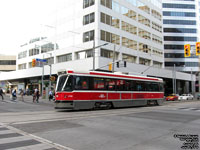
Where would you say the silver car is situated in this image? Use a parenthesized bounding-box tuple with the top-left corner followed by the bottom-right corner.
(178, 94, 194, 100)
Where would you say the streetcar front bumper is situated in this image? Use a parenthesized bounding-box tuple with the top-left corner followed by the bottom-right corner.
(55, 100, 74, 109)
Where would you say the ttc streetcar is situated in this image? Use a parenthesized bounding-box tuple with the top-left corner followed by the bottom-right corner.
(55, 70, 164, 110)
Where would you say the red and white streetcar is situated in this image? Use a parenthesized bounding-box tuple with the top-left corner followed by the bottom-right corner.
(55, 70, 164, 110)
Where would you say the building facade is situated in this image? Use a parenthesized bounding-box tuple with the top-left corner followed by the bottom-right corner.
(163, 0, 199, 72)
(16, 0, 164, 72)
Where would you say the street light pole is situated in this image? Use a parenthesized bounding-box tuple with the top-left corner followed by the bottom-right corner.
(41, 55, 44, 98)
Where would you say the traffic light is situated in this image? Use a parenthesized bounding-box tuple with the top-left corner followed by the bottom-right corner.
(32, 59, 36, 67)
(184, 44, 190, 57)
(108, 63, 112, 71)
(50, 76, 56, 81)
(196, 42, 200, 55)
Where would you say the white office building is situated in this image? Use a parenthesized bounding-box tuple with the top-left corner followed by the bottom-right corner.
(0, 0, 195, 94)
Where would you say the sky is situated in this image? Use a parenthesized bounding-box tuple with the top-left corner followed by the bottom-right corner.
(0, 0, 57, 55)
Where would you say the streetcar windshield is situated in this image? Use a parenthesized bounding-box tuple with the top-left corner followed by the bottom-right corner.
(56, 75, 73, 92)
(56, 75, 67, 92)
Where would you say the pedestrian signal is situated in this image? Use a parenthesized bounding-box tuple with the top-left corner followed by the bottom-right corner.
(196, 42, 200, 56)
(32, 59, 36, 67)
(108, 63, 112, 71)
(184, 44, 190, 57)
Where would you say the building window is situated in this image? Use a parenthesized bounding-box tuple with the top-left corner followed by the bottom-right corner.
(164, 28, 196, 33)
(83, 12, 95, 25)
(152, 34, 162, 44)
(151, 9, 162, 21)
(83, 30, 94, 42)
(163, 20, 196, 25)
(101, 0, 112, 9)
(121, 21, 137, 35)
(153, 61, 162, 68)
(100, 12, 120, 29)
(139, 43, 151, 54)
(137, 1, 150, 14)
(57, 54, 72, 63)
(163, 11, 195, 17)
(138, 28, 151, 40)
(164, 36, 197, 41)
(122, 54, 136, 63)
(18, 63, 26, 70)
(83, 0, 95, 8)
(100, 30, 120, 45)
(0, 60, 16, 65)
(138, 14, 150, 27)
(18, 51, 27, 59)
(41, 43, 54, 53)
(152, 22, 162, 33)
(101, 48, 118, 59)
(152, 48, 163, 57)
(139, 58, 151, 66)
(76, 49, 93, 60)
(162, 3, 195, 9)
(122, 37, 137, 50)
(29, 48, 39, 56)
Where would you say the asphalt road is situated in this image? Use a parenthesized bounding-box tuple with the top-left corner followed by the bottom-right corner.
(0, 96, 200, 150)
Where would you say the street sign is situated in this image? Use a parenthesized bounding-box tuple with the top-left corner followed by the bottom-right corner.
(35, 58, 47, 67)
(36, 58, 47, 62)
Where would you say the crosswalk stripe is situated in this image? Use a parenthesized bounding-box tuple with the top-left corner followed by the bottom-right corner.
(6, 143, 53, 150)
(0, 135, 32, 144)
(0, 130, 15, 135)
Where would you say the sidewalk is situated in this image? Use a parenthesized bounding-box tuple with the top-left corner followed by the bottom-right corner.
(3, 94, 55, 106)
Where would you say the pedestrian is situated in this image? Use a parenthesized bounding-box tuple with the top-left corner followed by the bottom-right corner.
(20, 89, 24, 101)
(33, 88, 37, 102)
(12, 89, 17, 100)
(0, 87, 4, 100)
(36, 90, 40, 103)
(49, 89, 53, 101)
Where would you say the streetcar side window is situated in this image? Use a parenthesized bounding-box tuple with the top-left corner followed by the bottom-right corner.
(93, 78, 105, 90)
(105, 79, 116, 91)
(116, 80, 126, 91)
(148, 82, 159, 91)
(56, 75, 67, 92)
(159, 83, 164, 91)
(74, 76, 89, 90)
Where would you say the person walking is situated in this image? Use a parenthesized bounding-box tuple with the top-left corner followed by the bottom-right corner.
(20, 89, 24, 101)
(36, 89, 40, 103)
(12, 89, 17, 100)
(49, 89, 53, 101)
(0, 87, 4, 100)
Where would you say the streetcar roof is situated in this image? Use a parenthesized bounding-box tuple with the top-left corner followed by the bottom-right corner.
(59, 70, 163, 82)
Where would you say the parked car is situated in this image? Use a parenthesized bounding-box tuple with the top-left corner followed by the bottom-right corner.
(178, 94, 193, 100)
(166, 94, 179, 101)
